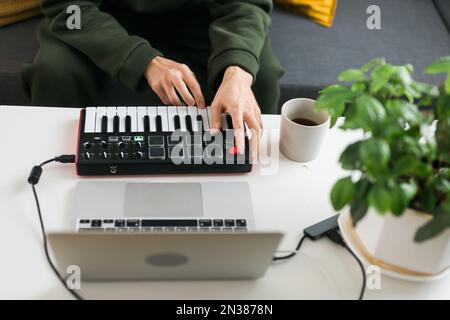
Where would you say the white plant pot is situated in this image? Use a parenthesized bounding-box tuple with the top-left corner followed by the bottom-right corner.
(352, 208, 450, 276)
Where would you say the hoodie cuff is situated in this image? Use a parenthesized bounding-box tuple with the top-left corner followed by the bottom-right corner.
(208, 49, 259, 90)
(118, 42, 163, 92)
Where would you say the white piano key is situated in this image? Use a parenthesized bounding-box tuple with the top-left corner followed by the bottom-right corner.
(84, 107, 96, 133)
(187, 106, 198, 131)
(197, 107, 209, 130)
(95, 107, 107, 133)
(147, 107, 157, 132)
(117, 107, 127, 133)
(157, 106, 169, 131)
(127, 107, 138, 132)
(177, 106, 188, 131)
(137, 106, 147, 132)
(167, 106, 178, 131)
(106, 107, 117, 133)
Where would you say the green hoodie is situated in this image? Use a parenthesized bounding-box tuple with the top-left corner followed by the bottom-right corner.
(41, 0, 273, 92)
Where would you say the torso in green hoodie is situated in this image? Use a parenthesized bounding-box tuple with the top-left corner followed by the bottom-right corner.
(41, 0, 273, 93)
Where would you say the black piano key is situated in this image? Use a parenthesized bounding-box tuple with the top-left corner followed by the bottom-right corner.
(101, 115, 108, 133)
(143, 115, 150, 132)
(226, 114, 233, 129)
(113, 115, 120, 132)
(125, 115, 132, 132)
(156, 115, 163, 132)
(185, 115, 193, 133)
(174, 115, 181, 130)
(196, 115, 204, 131)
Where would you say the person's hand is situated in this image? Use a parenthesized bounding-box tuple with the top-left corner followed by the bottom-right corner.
(211, 66, 262, 162)
(145, 56, 205, 107)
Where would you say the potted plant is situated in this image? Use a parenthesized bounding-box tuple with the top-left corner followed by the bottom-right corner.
(315, 56, 450, 277)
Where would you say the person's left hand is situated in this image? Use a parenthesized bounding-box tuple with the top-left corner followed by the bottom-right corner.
(210, 66, 263, 162)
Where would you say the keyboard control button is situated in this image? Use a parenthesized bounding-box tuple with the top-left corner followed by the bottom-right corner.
(213, 219, 224, 227)
(222, 227, 233, 232)
(79, 219, 90, 224)
(149, 147, 165, 159)
(141, 228, 152, 232)
(167, 135, 182, 146)
(234, 227, 247, 232)
(105, 228, 116, 232)
(236, 219, 247, 227)
(200, 227, 210, 232)
(225, 219, 235, 227)
(164, 227, 175, 232)
(126, 220, 140, 227)
(103, 219, 114, 224)
(115, 220, 125, 227)
(117, 227, 128, 232)
(129, 228, 140, 232)
(153, 227, 164, 232)
(199, 219, 212, 227)
(188, 227, 199, 232)
(211, 227, 222, 232)
(176, 227, 187, 232)
(148, 136, 165, 146)
(91, 220, 102, 227)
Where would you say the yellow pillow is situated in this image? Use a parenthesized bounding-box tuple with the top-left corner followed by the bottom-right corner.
(0, 0, 41, 27)
(274, 0, 338, 27)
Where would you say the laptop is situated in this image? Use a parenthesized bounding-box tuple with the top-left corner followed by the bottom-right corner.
(69, 181, 256, 232)
(47, 232, 283, 280)
(48, 181, 283, 280)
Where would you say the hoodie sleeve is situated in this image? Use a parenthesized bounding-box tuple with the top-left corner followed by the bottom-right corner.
(207, 0, 272, 89)
(41, 0, 162, 92)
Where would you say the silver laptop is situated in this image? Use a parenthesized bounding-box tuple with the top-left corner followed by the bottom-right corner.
(51, 181, 283, 280)
(47, 232, 283, 280)
(69, 181, 256, 232)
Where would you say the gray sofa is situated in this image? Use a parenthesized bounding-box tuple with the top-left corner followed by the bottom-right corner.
(1, 0, 449, 111)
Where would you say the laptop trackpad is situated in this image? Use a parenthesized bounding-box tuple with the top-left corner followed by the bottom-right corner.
(124, 183, 203, 217)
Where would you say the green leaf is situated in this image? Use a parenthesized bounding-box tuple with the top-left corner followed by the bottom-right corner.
(389, 184, 408, 216)
(339, 69, 365, 82)
(330, 177, 355, 211)
(415, 212, 450, 242)
(360, 58, 385, 73)
(316, 85, 353, 110)
(401, 180, 418, 202)
(339, 141, 362, 170)
(445, 73, 450, 94)
(359, 138, 391, 173)
(350, 198, 369, 225)
(356, 94, 386, 128)
(351, 82, 366, 94)
(370, 64, 396, 93)
(424, 56, 450, 74)
(397, 66, 413, 86)
(419, 188, 436, 212)
(368, 184, 391, 213)
(393, 155, 419, 176)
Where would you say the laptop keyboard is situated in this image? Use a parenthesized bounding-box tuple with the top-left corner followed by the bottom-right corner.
(77, 219, 248, 232)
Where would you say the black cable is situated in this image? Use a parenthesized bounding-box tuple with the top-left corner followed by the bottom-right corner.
(28, 155, 83, 300)
(325, 229, 366, 300)
(273, 235, 308, 261)
(273, 229, 366, 300)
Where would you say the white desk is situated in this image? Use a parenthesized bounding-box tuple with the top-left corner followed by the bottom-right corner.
(1, 105, 449, 300)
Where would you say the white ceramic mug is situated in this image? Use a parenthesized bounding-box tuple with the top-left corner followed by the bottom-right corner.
(279, 98, 330, 162)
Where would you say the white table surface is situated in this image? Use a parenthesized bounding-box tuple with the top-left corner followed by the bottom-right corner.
(1, 105, 449, 300)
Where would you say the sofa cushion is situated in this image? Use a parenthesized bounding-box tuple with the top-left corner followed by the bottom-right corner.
(434, 0, 450, 32)
(270, 0, 450, 106)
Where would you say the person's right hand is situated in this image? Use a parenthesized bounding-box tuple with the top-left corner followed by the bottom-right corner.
(145, 56, 205, 108)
